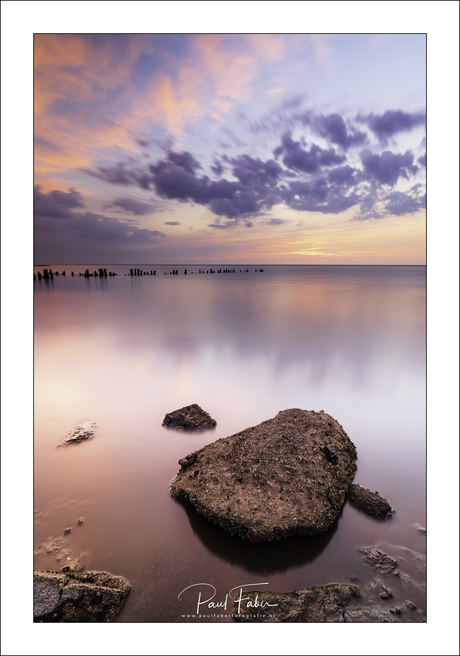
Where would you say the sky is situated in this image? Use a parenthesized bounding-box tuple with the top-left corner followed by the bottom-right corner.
(33, 32, 427, 264)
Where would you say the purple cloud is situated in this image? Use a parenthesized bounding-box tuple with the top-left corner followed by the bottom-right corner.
(360, 149, 418, 186)
(34, 186, 165, 244)
(418, 152, 426, 167)
(276, 132, 346, 173)
(109, 197, 156, 215)
(360, 110, 425, 143)
(384, 188, 426, 216)
(84, 122, 424, 223)
(299, 112, 367, 150)
(165, 221, 181, 225)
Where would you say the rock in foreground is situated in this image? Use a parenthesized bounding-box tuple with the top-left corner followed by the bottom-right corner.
(233, 584, 396, 623)
(34, 570, 130, 622)
(162, 404, 217, 431)
(57, 421, 97, 447)
(170, 409, 357, 541)
(348, 483, 393, 518)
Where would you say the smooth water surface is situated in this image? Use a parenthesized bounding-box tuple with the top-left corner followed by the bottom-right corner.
(34, 265, 426, 621)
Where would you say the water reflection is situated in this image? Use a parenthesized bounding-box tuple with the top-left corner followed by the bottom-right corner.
(34, 265, 426, 620)
(175, 496, 340, 575)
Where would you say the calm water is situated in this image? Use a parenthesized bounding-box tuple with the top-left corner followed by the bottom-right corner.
(33, 265, 426, 621)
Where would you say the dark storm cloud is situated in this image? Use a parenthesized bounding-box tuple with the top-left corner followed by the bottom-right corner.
(359, 110, 426, 143)
(360, 149, 418, 186)
(109, 197, 156, 215)
(34, 186, 165, 244)
(275, 132, 346, 173)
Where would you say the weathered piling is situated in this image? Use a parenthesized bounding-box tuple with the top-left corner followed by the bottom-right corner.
(104, 269, 107, 277)
(71, 271, 74, 276)
(38, 272, 42, 280)
(84, 270, 90, 278)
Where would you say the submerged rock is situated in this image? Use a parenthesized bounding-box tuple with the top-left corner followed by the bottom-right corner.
(57, 421, 97, 447)
(170, 408, 357, 541)
(34, 570, 130, 622)
(348, 483, 393, 519)
(232, 584, 396, 623)
(162, 404, 217, 431)
(358, 546, 398, 574)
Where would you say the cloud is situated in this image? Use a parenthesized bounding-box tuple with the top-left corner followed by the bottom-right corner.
(85, 126, 424, 224)
(359, 110, 426, 143)
(299, 112, 368, 150)
(360, 149, 418, 186)
(263, 218, 286, 226)
(417, 152, 426, 167)
(165, 221, 181, 225)
(383, 188, 426, 216)
(34, 186, 165, 245)
(275, 132, 346, 173)
(109, 197, 156, 215)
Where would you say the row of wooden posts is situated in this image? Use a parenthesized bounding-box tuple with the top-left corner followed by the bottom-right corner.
(35, 267, 264, 280)
(35, 268, 118, 280)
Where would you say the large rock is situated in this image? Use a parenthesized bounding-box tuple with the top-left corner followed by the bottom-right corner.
(232, 584, 396, 623)
(162, 404, 217, 431)
(57, 421, 97, 447)
(34, 570, 130, 622)
(170, 408, 357, 541)
(348, 484, 393, 518)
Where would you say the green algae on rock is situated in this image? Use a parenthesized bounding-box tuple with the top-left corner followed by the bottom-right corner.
(33, 570, 130, 622)
(170, 408, 357, 541)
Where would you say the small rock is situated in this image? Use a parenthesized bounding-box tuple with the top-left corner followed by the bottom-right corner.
(349, 585, 361, 597)
(64, 528, 71, 535)
(77, 517, 84, 525)
(348, 484, 393, 519)
(358, 547, 398, 574)
(395, 606, 402, 614)
(57, 421, 97, 448)
(406, 600, 416, 610)
(162, 404, 217, 431)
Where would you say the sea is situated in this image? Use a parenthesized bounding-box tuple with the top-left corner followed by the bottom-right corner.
(33, 264, 426, 622)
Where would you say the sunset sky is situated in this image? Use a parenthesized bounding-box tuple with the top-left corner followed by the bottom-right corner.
(33, 32, 427, 265)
